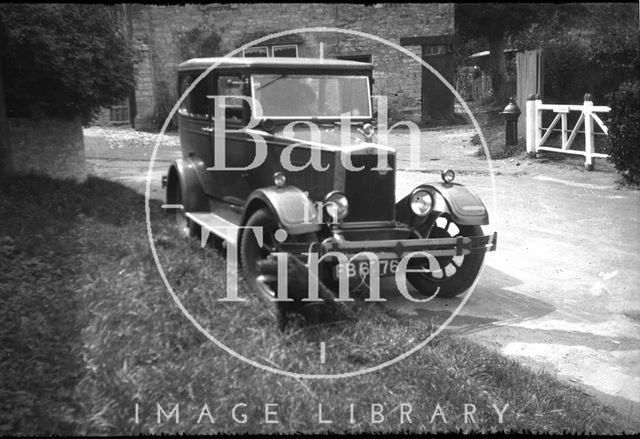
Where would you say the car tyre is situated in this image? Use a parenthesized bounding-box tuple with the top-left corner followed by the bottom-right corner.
(406, 217, 485, 298)
(240, 208, 283, 302)
(173, 180, 200, 238)
(242, 208, 323, 329)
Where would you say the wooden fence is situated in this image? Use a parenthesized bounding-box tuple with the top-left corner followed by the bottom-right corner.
(471, 75, 492, 101)
(454, 69, 493, 101)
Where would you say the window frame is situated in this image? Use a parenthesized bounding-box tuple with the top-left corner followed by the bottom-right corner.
(241, 44, 299, 58)
(249, 74, 372, 120)
(272, 44, 298, 58)
(177, 71, 213, 120)
(242, 46, 269, 57)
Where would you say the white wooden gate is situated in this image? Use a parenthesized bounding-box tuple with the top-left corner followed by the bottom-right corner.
(526, 93, 610, 170)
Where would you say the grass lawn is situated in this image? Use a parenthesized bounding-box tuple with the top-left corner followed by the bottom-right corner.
(0, 174, 634, 434)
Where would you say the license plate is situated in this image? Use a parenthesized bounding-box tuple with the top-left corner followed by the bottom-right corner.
(333, 259, 400, 279)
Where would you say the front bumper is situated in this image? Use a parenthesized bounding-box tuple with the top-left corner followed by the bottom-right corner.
(279, 231, 497, 259)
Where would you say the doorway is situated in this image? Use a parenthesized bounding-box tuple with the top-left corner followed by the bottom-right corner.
(421, 46, 454, 122)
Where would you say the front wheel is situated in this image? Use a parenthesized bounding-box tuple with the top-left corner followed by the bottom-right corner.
(240, 208, 282, 302)
(406, 215, 485, 298)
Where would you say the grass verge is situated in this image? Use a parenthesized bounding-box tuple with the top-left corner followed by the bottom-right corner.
(0, 174, 634, 434)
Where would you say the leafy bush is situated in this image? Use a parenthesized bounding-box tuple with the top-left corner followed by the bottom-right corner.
(151, 81, 177, 131)
(540, 35, 592, 104)
(535, 33, 638, 105)
(0, 4, 135, 123)
(605, 81, 640, 185)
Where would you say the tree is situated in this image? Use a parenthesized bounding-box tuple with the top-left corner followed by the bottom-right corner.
(0, 4, 135, 177)
(511, 2, 638, 104)
(455, 3, 586, 103)
(0, 4, 134, 122)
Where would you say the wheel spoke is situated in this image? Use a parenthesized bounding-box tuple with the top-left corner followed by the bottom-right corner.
(429, 258, 444, 279)
(444, 217, 452, 232)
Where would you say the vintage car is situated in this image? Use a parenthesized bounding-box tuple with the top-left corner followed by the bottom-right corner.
(163, 57, 497, 307)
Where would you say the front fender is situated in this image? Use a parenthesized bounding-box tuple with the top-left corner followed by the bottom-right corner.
(396, 182, 489, 227)
(242, 186, 322, 235)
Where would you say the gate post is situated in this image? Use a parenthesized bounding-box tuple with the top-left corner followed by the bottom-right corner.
(525, 93, 536, 155)
(534, 93, 543, 157)
(583, 93, 595, 171)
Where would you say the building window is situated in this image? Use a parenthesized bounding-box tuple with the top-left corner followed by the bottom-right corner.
(243, 46, 269, 57)
(273, 44, 298, 57)
(242, 44, 298, 58)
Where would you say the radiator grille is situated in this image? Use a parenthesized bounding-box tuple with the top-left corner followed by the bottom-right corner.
(343, 153, 395, 222)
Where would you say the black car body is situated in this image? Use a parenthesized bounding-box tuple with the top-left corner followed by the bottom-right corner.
(164, 57, 496, 305)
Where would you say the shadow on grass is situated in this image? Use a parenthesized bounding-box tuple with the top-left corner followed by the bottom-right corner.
(0, 174, 161, 435)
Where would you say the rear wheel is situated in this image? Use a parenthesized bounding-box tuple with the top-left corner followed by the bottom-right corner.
(406, 215, 485, 298)
(173, 180, 199, 238)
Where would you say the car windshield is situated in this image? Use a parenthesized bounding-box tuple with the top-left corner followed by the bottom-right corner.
(250, 74, 371, 119)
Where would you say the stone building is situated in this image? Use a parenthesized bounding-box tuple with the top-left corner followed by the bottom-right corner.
(104, 3, 455, 130)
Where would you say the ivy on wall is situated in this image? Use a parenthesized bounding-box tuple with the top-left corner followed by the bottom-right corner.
(146, 26, 222, 131)
(176, 26, 221, 60)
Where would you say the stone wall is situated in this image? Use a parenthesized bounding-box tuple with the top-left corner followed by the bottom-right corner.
(131, 3, 454, 129)
(7, 118, 87, 183)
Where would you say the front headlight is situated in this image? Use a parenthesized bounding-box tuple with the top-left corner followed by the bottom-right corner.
(324, 191, 349, 222)
(410, 190, 433, 216)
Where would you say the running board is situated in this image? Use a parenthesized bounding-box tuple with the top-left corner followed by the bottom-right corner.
(186, 212, 239, 247)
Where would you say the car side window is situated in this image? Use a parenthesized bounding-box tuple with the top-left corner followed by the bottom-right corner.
(178, 72, 210, 119)
(217, 76, 245, 121)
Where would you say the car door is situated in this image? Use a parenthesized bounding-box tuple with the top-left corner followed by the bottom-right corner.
(210, 73, 258, 205)
(177, 70, 216, 196)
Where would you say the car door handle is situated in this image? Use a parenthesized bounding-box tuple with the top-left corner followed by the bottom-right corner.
(201, 127, 214, 133)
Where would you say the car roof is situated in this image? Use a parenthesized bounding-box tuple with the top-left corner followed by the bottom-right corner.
(178, 57, 374, 72)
